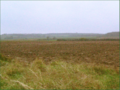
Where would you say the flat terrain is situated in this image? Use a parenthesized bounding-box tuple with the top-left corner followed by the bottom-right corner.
(0, 40, 119, 89)
(1, 41, 119, 66)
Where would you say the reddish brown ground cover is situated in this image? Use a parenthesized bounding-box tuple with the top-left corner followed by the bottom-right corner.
(1, 41, 119, 66)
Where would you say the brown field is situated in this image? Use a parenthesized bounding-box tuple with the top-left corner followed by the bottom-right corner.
(1, 41, 119, 66)
(0, 40, 119, 89)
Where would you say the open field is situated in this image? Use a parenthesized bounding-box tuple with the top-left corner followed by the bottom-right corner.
(0, 41, 119, 89)
(1, 41, 119, 66)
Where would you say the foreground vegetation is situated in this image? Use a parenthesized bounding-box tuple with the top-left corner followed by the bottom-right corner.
(0, 55, 119, 89)
(0, 41, 119, 89)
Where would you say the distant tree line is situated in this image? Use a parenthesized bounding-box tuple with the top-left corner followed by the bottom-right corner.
(57, 38, 119, 41)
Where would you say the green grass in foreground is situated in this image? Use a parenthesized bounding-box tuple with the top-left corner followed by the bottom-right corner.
(0, 57, 119, 89)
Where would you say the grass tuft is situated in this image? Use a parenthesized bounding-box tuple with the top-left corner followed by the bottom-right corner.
(31, 59, 46, 72)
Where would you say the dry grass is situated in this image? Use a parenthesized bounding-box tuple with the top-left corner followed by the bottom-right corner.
(0, 41, 119, 89)
(0, 58, 119, 89)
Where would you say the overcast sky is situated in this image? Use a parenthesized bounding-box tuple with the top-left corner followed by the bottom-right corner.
(1, 1, 119, 34)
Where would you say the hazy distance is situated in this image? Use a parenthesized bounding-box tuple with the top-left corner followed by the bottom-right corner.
(1, 1, 119, 34)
